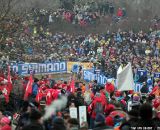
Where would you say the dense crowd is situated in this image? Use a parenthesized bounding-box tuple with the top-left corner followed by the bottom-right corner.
(1, 23, 160, 78)
(0, 5, 159, 79)
(1, 5, 159, 77)
(50, 1, 126, 26)
(0, 72, 159, 130)
(0, 1, 160, 129)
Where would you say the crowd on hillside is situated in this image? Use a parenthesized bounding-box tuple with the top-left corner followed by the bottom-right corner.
(1, 1, 160, 130)
(48, 2, 126, 27)
(1, 24, 160, 78)
(49, 1, 126, 26)
(1, 6, 160, 79)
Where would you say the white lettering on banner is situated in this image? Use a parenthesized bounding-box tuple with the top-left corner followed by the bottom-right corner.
(99, 75, 102, 83)
(39, 64, 46, 73)
(135, 83, 141, 92)
(33, 64, 38, 73)
(60, 62, 65, 71)
(149, 85, 153, 92)
(21, 64, 29, 74)
(154, 72, 160, 78)
(134, 83, 153, 92)
(28, 64, 37, 72)
(91, 72, 95, 81)
(11, 62, 67, 75)
(12, 65, 18, 73)
(103, 77, 107, 84)
(83, 70, 108, 84)
(83, 71, 90, 81)
(53, 63, 59, 71)
(47, 63, 53, 72)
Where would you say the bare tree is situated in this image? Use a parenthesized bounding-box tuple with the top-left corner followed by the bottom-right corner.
(0, 0, 24, 44)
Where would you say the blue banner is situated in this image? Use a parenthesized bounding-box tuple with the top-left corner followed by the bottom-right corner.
(83, 70, 115, 86)
(83, 70, 108, 85)
(137, 69, 147, 77)
(134, 83, 153, 93)
(11, 62, 67, 75)
(83, 70, 153, 92)
(154, 72, 160, 78)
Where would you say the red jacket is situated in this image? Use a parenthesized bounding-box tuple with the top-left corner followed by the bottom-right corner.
(105, 83, 115, 93)
(88, 94, 107, 119)
(1, 125, 11, 130)
(150, 86, 160, 96)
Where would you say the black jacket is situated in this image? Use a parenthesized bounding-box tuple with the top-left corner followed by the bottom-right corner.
(140, 86, 149, 93)
(22, 122, 44, 130)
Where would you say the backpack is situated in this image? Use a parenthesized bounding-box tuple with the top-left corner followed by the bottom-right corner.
(94, 102, 104, 114)
(108, 111, 126, 127)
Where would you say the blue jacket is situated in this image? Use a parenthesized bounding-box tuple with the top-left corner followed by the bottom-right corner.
(32, 83, 39, 97)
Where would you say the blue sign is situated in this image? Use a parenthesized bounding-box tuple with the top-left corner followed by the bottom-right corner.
(83, 70, 153, 92)
(11, 62, 67, 75)
(137, 69, 147, 77)
(154, 72, 160, 78)
(83, 70, 109, 85)
(135, 83, 153, 92)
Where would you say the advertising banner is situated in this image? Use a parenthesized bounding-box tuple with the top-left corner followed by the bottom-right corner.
(83, 70, 111, 85)
(154, 72, 160, 78)
(83, 70, 153, 92)
(137, 69, 147, 77)
(67, 62, 93, 73)
(11, 62, 67, 75)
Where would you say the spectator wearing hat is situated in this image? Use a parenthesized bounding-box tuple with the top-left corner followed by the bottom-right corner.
(150, 81, 160, 97)
(140, 82, 149, 94)
(22, 109, 44, 130)
(93, 113, 112, 130)
(152, 97, 160, 126)
(105, 101, 127, 127)
(88, 91, 107, 129)
(16, 101, 33, 130)
(79, 122, 88, 130)
(52, 117, 66, 130)
(120, 109, 139, 130)
(92, 80, 98, 95)
(105, 79, 115, 94)
(67, 118, 79, 130)
(0, 116, 11, 130)
(31, 78, 39, 98)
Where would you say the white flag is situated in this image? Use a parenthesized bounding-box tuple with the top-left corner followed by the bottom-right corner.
(117, 65, 123, 74)
(117, 63, 134, 91)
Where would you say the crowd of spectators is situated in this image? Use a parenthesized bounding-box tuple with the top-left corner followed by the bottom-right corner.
(0, 4, 159, 79)
(1, 14, 160, 78)
(0, 1, 160, 130)
(49, 1, 126, 26)
(0, 75, 160, 130)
